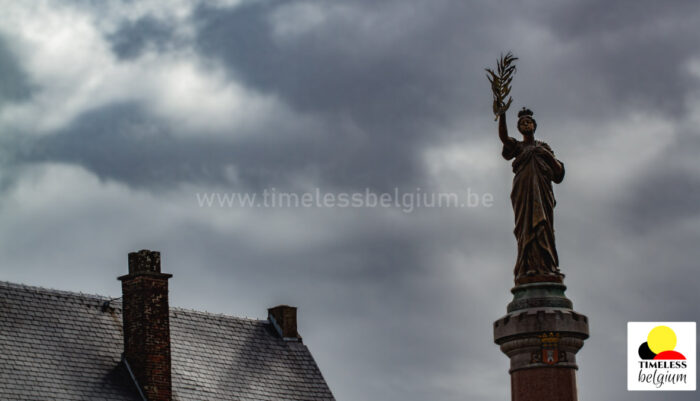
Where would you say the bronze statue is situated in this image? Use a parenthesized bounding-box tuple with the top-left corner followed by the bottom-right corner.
(487, 54, 565, 284)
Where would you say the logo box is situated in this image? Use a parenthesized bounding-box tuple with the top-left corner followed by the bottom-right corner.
(627, 322, 696, 391)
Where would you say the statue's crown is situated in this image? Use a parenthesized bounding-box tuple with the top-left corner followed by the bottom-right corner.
(518, 107, 534, 119)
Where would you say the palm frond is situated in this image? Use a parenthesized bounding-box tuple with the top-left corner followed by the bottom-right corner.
(485, 52, 518, 120)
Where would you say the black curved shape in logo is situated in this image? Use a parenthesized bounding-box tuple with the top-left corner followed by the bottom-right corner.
(638, 342, 656, 360)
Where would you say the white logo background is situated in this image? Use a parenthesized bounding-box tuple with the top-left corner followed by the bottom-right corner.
(628, 322, 696, 391)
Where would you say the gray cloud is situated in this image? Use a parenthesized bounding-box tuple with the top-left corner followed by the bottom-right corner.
(107, 15, 178, 60)
(16, 103, 235, 189)
(544, 0, 700, 116)
(620, 167, 700, 231)
(11, 100, 424, 191)
(192, 1, 486, 118)
(0, 37, 34, 105)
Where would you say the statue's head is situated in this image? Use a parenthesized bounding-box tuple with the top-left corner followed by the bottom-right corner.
(517, 107, 537, 136)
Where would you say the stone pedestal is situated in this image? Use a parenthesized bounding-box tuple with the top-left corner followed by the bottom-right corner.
(494, 282, 589, 401)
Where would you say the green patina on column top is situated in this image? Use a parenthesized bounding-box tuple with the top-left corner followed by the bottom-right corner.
(507, 282, 573, 312)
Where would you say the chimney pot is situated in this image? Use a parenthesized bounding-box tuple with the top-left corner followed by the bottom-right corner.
(128, 249, 161, 274)
(268, 305, 300, 340)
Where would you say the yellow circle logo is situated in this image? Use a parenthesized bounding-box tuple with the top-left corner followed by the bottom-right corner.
(638, 325, 685, 360)
(647, 326, 677, 354)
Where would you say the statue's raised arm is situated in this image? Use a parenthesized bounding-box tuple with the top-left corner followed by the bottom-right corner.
(497, 111, 512, 145)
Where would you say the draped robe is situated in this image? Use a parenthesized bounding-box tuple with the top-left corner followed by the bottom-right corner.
(502, 138, 565, 282)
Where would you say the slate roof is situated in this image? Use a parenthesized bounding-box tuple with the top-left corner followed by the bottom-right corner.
(0, 281, 335, 401)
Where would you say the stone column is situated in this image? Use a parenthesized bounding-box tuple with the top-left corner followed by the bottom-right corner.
(494, 282, 589, 401)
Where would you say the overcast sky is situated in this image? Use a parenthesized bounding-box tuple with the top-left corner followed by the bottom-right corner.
(1, 0, 700, 400)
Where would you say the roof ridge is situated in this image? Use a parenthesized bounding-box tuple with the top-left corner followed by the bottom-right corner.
(0, 280, 268, 323)
(0, 280, 117, 301)
(170, 305, 267, 322)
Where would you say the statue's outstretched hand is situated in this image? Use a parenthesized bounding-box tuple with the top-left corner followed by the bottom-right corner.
(493, 100, 509, 120)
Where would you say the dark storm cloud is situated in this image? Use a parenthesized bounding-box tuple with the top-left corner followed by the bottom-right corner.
(620, 167, 700, 231)
(547, 0, 699, 39)
(107, 16, 178, 60)
(9, 0, 496, 192)
(10, 100, 425, 191)
(14, 102, 314, 190)
(192, 0, 492, 120)
(17, 103, 231, 188)
(616, 128, 700, 231)
(544, 0, 700, 116)
(22, 0, 699, 195)
(5, 0, 700, 194)
(0, 37, 34, 105)
(186, 0, 508, 190)
(13, 0, 511, 194)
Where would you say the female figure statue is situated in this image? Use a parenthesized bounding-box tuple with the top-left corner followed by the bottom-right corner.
(498, 108, 565, 284)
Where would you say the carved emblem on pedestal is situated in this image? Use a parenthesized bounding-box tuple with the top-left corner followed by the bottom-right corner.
(530, 332, 567, 365)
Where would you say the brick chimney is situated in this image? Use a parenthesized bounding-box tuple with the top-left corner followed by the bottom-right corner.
(268, 305, 301, 341)
(118, 250, 173, 401)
